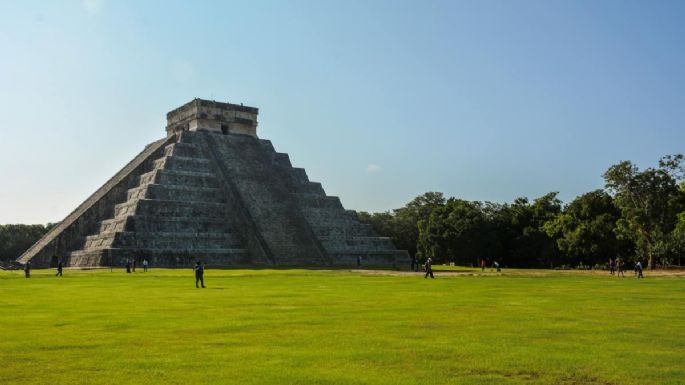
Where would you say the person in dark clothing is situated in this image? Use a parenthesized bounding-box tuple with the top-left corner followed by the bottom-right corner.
(356, 255, 362, 268)
(411, 256, 420, 272)
(195, 261, 206, 288)
(480, 258, 485, 272)
(24, 262, 30, 278)
(609, 258, 615, 275)
(617, 258, 625, 277)
(132, 260, 136, 272)
(125, 260, 131, 274)
(424, 257, 434, 279)
(56, 260, 63, 277)
(636, 261, 644, 279)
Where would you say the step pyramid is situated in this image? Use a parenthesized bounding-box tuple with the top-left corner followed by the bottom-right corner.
(18, 99, 408, 267)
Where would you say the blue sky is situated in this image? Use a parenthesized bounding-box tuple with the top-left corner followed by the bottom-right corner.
(1, 0, 684, 224)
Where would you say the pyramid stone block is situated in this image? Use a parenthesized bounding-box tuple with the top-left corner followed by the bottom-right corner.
(18, 99, 408, 267)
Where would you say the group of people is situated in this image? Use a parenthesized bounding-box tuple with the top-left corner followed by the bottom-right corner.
(125, 259, 149, 273)
(479, 259, 501, 272)
(20, 255, 647, 283)
(22, 260, 61, 278)
(409, 256, 434, 278)
(608, 258, 644, 278)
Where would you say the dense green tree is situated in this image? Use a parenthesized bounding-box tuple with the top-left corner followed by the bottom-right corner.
(392, 192, 446, 257)
(504, 193, 562, 267)
(603, 155, 685, 268)
(673, 213, 685, 266)
(543, 190, 626, 266)
(417, 199, 488, 265)
(359, 192, 445, 257)
(0, 223, 55, 264)
(479, 202, 510, 261)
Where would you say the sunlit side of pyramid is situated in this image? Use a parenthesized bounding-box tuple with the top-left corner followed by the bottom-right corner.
(18, 99, 408, 267)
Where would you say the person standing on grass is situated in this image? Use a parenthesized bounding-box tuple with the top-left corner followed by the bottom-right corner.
(480, 258, 485, 272)
(132, 259, 136, 272)
(494, 260, 500, 272)
(24, 262, 30, 278)
(125, 260, 131, 274)
(56, 260, 63, 277)
(424, 257, 434, 279)
(356, 255, 362, 268)
(143, 259, 149, 272)
(636, 260, 644, 279)
(195, 261, 206, 288)
(617, 258, 625, 277)
(609, 258, 615, 275)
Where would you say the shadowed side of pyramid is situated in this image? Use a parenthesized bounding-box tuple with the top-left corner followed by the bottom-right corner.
(18, 99, 409, 268)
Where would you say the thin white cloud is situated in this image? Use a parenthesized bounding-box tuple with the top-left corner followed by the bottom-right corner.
(83, 0, 105, 15)
(367, 164, 382, 173)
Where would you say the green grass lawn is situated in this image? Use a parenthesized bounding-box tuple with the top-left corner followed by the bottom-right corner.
(1, 268, 683, 385)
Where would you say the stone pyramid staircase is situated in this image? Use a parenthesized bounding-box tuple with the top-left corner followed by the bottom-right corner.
(67, 136, 249, 267)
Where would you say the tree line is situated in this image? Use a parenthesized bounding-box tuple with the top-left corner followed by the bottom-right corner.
(1, 155, 684, 270)
(0, 224, 55, 265)
(359, 155, 685, 269)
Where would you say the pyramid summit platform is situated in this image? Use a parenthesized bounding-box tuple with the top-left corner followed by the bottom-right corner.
(18, 99, 407, 268)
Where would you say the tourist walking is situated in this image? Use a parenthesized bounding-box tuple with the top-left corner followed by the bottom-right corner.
(195, 261, 206, 288)
(143, 259, 149, 272)
(424, 257, 434, 279)
(636, 261, 644, 279)
(24, 262, 30, 278)
(56, 260, 63, 277)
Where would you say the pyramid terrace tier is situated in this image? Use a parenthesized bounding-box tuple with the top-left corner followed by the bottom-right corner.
(139, 169, 220, 188)
(99, 216, 233, 234)
(310, 223, 376, 238)
(68, 247, 250, 267)
(153, 156, 213, 173)
(164, 141, 204, 157)
(329, 250, 409, 267)
(82, 231, 242, 250)
(126, 184, 226, 204)
(319, 236, 396, 252)
(114, 199, 229, 218)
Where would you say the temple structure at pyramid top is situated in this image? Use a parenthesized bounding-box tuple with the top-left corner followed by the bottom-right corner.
(18, 99, 407, 268)
(166, 99, 259, 137)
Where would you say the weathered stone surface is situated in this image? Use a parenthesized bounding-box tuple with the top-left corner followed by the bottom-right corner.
(18, 100, 408, 267)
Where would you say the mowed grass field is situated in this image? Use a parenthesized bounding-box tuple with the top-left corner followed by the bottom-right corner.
(0, 268, 683, 385)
